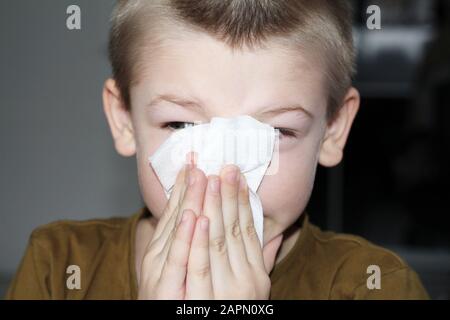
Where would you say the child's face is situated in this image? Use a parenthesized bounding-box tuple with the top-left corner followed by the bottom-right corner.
(103, 30, 359, 244)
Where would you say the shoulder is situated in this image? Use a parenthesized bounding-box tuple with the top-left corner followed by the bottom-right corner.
(26, 213, 140, 276)
(30, 215, 132, 250)
(7, 210, 144, 299)
(308, 223, 407, 271)
(26, 210, 144, 271)
(306, 223, 429, 299)
(6, 213, 144, 299)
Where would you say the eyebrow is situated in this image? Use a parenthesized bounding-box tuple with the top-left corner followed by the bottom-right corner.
(256, 104, 313, 119)
(147, 93, 313, 118)
(146, 94, 202, 110)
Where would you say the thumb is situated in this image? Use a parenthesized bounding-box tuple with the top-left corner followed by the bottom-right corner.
(263, 234, 284, 274)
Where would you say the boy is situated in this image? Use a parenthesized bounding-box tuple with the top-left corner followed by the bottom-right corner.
(6, 0, 429, 299)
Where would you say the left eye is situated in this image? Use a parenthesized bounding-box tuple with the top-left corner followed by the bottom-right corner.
(163, 122, 196, 130)
(276, 128, 297, 138)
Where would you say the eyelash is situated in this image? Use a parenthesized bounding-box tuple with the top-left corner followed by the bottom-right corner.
(277, 128, 297, 138)
(162, 121, 196, 130)
(162, 121, 297, 138)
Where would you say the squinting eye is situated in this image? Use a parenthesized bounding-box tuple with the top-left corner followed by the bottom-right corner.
(162, 122, 296, 138)
(276, 128, 297, 138)
(162, 121, 196, 130)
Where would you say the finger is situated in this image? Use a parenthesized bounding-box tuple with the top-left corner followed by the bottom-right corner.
(153, 151, 196, 241)
(174, 151, 198, 223)
(157, 166, 207, 260)
(176, 166, 207, 223)
(152, 163, 191, 241)
(186, 215, 213, 299)
(202, 175, 232, 282)
(151, 152, 200, 250)
(220, 165, 248, 274)
(237, 173, 266, 270)
(159, 209, 196, 295)
(149, 164, 192, 253)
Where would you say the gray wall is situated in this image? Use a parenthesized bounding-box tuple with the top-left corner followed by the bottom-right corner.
(0, 0, 143, 295)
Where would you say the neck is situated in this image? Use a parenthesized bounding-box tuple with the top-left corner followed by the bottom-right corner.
(274, 222, 302, 266)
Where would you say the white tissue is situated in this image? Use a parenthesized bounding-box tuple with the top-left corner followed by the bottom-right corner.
(148, 115, 279, 246)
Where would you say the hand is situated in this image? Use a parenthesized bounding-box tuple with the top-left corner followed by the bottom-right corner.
(138, 159, 207, 299)
(185, 165, 284, 299)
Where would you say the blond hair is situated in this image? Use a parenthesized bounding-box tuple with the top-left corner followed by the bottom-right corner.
(108, 0, 355, 120)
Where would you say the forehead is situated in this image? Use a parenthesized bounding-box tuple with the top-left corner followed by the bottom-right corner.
(133, 29, 328, 117)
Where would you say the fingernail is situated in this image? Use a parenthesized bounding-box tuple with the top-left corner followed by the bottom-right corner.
(200, 217, 209, 230)
(225, 167, 239, 185)
(208, 176, 220, 194)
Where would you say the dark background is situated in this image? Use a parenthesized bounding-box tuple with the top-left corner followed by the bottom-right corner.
(309, 0, 450, 299)
(1, 0, 449, 299)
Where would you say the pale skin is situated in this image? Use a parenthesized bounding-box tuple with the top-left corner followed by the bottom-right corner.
(103, 28, 360, 299)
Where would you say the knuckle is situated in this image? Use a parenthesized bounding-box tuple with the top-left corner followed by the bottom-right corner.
(225, 219, 242, 239)
(245, 223, 258, 239)
(210, 236, 227, 254)
(190, 264, 210, 279)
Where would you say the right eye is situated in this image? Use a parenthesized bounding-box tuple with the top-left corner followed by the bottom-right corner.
(162, 121, 196, 130)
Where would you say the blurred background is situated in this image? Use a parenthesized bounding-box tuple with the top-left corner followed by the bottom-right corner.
(311, 0, 450, 299)
(1, 0, 449, 299)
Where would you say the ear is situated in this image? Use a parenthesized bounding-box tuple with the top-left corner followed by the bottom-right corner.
(319, 87, 360, 167)
(102, 78, 136, 157)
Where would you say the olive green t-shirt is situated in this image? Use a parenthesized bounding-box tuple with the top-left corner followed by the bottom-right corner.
(5, 207, 429, 299)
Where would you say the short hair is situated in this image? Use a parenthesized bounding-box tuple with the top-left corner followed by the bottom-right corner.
(108, 0, 355, 120)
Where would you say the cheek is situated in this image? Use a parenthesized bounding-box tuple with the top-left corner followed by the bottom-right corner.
(135, 129, 170, 220)
(137, 161, 167, 219)
(257, 142, 320, 227)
